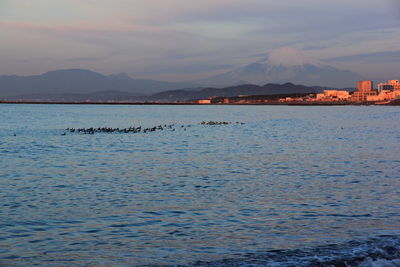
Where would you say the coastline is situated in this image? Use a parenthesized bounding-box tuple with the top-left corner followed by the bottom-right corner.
(1, 100, 399, 106)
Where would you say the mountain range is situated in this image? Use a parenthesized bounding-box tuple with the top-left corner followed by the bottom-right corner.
(0, 69, 194, 98)
(147, 83, 330, 102)
(0, 47, 364, 100)
(3, 82, 334, 102)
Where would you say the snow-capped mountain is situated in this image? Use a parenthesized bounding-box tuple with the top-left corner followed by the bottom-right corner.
(200, 47, 363, 88)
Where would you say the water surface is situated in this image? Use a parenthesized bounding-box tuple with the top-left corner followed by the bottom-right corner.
(1, 104, 399, 266)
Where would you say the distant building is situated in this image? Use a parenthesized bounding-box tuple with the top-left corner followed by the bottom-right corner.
(352, 81, 376, 102)
(377, 80, 400, 92)
(358, 81, 373, 92)
(315, 90, 350, 101)
(366, 89, 400, 102)
(198, 99, 211, 104)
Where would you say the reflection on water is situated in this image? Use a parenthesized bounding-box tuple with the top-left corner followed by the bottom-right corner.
(0, 105, 399, 265)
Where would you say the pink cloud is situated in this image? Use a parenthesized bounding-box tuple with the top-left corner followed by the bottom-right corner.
(0, 20, 162, 34)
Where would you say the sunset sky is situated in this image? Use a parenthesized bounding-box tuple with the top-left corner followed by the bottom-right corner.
(1, 0, 400, 81)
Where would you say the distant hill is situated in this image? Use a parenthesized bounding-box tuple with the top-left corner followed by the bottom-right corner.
(0, 69, 194, 98)
(3, 82, 331, 102)
(5, 90, 141, 102)
(148, 83, 327, 102)
(196, 47, 364, 88)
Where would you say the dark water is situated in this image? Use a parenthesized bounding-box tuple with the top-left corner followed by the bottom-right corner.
(0, 104, 399, 266)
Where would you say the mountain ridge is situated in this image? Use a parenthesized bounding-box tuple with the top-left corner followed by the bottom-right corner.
(3, 83, 341, 102)
(147, 82, 333, 102)
(0, 69, 195, 97)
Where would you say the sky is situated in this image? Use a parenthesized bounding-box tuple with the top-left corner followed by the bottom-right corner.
(1, 0, 400, 81)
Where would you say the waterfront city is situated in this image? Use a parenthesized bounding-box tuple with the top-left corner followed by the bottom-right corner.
(198, 79, 400, 105)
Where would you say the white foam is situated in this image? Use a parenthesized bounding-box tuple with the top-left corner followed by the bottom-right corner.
(358, 258, 400, 267)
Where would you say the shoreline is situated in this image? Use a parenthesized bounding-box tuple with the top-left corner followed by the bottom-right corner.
(0, 100, 399, 106)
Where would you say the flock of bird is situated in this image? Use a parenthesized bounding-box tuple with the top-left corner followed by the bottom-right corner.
(66, 124, 174, 135)
(64, 121, 244, 135)
(200, 121, 245, 125)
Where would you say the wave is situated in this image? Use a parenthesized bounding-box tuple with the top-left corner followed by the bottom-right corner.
(184, 235, 400, 267)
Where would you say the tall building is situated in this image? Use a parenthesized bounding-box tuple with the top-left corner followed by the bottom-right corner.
(353, 81, 375, 102)
(358, 81, 373, 92)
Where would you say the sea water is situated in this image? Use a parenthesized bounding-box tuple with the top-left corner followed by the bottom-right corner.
(0, 104, 399, 266)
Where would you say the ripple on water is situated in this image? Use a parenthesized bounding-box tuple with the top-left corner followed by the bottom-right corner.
(0, 105, 399, 265)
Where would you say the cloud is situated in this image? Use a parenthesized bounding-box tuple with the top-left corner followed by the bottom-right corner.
(15, 59, 29, 63)
(134, 63, 235, 75)
(324, 50, 400, 64)
(303, 45, 330, 51)
(65, 56, 109, 62)
(14, 57, 52, 64)
(251, 53, 269, 58)
(0, 21, 161, 34)
(1, 0, 400, 79)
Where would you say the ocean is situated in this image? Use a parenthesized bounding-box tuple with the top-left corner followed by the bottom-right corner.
(0, 104, 399, 266)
